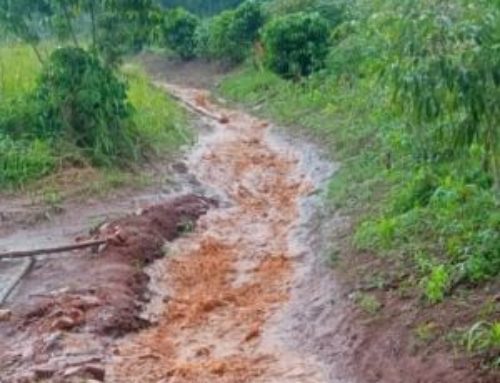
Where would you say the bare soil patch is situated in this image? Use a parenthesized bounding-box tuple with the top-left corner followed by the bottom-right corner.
(0, 195, 214, 382)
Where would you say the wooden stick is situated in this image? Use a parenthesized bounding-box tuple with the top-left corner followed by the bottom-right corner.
(0, 239, 106, 260)
(153, 82, 222, 121)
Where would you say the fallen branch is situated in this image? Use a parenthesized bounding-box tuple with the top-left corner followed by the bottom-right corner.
(0, 239, 106, 260)
(153, 82, 225, 122)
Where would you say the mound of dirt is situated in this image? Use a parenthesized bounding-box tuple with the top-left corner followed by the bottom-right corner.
(0, 194, 215, 382)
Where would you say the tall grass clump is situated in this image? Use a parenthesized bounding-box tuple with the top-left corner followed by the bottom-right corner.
(125, 65, 190, 155)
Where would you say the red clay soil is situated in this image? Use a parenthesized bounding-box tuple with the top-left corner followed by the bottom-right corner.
(0, 194, 214, 382)
(107, 87, 319, 382)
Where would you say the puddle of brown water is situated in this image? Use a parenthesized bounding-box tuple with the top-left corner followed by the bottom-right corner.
(108, 86, 330, 382)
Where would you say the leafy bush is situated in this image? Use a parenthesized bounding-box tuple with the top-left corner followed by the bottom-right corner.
(205, 10, 240, 62)
(203, 1, 264, 63)
(386, 0, 500, 187)
(34, 47, 133, 165)
(162, 8, 199, 60)
(231, 0, 265, 44)
(262, 12, 330, 78)
(96, 12, 137, 67)
(193, 20, 211, 58)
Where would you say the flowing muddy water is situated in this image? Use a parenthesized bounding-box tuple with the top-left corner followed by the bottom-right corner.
(108, 85, 341, 383)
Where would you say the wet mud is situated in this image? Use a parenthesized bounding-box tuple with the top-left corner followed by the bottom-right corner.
(106, 86, 341, 382)
(2, 72, 490, 383)
(0, 195, 213, 382)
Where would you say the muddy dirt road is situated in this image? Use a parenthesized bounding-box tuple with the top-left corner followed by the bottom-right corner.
(105, 84, 350, 382)
(4, 74, 484, 382)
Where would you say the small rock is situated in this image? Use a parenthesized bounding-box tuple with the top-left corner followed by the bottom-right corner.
(51, 316, 76, 331)
(0, 309, 12, 322)
(64, 364, 105, 382)
(64, 366, 81, 377)
(78, 295, 101, 309)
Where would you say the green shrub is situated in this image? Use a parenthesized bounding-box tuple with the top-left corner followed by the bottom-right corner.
(204, 1, 264, 63)
(231, 1, 265, 44)
(34, 47, 133, 165)
(262, 12, 330, 79)
(96, 12, 138, 67)
(386, 0, 500, 187)
(162, 8, 199, 60)
(194, 21, 211, 58)
(206, 10, 240, 62)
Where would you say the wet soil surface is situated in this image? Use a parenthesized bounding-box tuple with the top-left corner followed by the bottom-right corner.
(106, 86, 350, 382)
(2, 61, 495, 383)
(0, 194, 214, 382)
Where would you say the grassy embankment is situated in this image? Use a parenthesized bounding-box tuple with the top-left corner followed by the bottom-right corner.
(0, 43, 190, 198)
(219, 64, 500, 366)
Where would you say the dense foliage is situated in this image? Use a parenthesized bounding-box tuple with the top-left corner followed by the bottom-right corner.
(35, 47, 132, 165)
(201, 1, 265, 64)
(161, 7, 199, 60)
(262, 12, 330, 78)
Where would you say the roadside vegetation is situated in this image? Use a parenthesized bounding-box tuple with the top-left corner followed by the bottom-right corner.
(1, 0, 499, 375)
(0, 1, 188, 192)
(154, 0, 500, 372)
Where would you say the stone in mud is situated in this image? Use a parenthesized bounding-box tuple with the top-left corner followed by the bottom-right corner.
(219, 115, 230, 124)
(64, 364, 105, 381)
(51, 316, 77, 331)
(0, 309, 12, 321)
(77, 295, 102, 309)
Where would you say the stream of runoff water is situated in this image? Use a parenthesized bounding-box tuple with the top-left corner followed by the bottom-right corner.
(108, 85, 341, 383)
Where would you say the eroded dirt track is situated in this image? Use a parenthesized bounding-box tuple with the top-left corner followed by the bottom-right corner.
(108, 86, 331, 382)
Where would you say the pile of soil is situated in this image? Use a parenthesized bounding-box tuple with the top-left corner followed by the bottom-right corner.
(0, 194, 215, 382)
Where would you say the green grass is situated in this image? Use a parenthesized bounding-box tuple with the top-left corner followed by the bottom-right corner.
(220, 64, 499, 288)
(0, 43, 41, 98)
(0, 44, 189, 191)
(124, 64, 192, 154)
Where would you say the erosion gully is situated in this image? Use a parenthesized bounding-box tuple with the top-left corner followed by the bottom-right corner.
(107, 84, 345, 383)
(1, 83, 353, 382)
